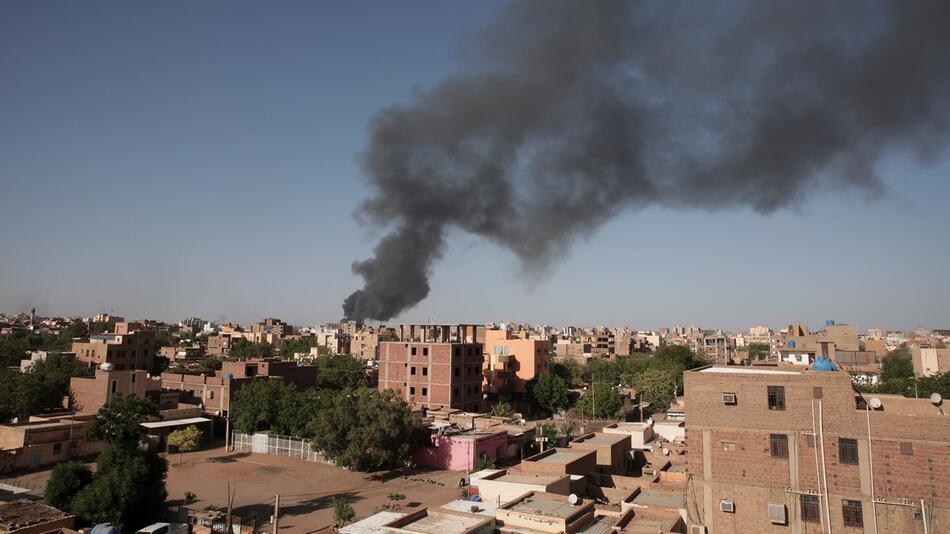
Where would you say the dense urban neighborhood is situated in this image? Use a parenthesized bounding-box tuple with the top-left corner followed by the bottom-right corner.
(0, 311, 948, 533)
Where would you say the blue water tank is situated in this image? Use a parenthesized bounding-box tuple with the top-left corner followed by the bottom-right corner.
(787, 340, 796, 348)
(826, 320, 836, 326)
(813, 356, 836, 371)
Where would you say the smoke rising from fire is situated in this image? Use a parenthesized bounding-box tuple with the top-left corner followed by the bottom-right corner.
(343, 0, 950, 321)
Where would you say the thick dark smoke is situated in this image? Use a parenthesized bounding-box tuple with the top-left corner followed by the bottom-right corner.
(343, 0, 950, 321)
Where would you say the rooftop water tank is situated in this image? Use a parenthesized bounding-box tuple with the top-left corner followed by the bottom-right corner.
(826, 320, 836, 326)
(787, 340, 796, 348)
(99, 362, 114, 371)
(812, 356, 836, 371)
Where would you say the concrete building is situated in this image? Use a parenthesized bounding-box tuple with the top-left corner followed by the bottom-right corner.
(521, 448, 597, 478)
(482, 328, 551, 397)
(378, 325, 485, 411)
(71, 322, 156, 371)
(381, 506, 493, 534)
(159, 345, 205, 364)
(412, 427, 508, 471)
(0, 415, 100, 472)
(911, 345, 950, 377)
(473, 470, 571, 506)
(18, 351, 75, 373)
(70, 368, 162, 414)
(568, 432, 632, 475)
(0, 500, 75, 533)
(494, 491, 597, 534)
(684, 364, 950, 533)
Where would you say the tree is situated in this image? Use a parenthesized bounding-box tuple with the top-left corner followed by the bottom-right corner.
(881, 347, 914, 382)
(315, 354, 368, 390)
(333, 499, 355, 526)
(577, 382, 625, 419)
(527, 373, 569, 414)
(746, 343, 771, 360)
(228, 339, 274, 360)
(230, 380, 300, 435)
(70, 446, 168, 530)
(310, 388, 416, 471)
(90, 394, 158, 448)
(166, 425, 202, 465)
(631, 365, 680, 409)
(491, 401, 513, 418)
(550, 359, 583, 387)
(280, 337, 320, 360)
(45, 461, 93, 512)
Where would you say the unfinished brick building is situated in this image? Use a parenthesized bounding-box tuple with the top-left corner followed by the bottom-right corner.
(684, 364, 950, 534)
(378, 324, 485, 412)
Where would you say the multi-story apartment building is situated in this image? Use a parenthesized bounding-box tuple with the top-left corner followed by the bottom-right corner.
(71, 322, 156, 371)
(482, 328, 550, 397)
(911, 345, 950, 377)
(378, 324, 485, 412)
(351, 327, 393, 360)
(684, 363, 950, 533)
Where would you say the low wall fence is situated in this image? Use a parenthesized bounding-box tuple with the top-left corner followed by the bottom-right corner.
(230, 432, 331, 464)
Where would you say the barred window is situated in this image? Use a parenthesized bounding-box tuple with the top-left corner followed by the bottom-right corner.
(770, 434, 789, 459)
(767, 386, 785, 410)
(842, 499, 863, 527)
(839, 438, 859, 465)
(800, 494, 820, 523)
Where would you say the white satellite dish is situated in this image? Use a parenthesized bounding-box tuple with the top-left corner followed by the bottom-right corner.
(931, 392, 943, 405)
(869, 397, 883, 409)
(568, 494, 579, 505)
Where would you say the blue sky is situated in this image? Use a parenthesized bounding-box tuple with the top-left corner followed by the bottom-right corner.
(1, 1, 948, 331)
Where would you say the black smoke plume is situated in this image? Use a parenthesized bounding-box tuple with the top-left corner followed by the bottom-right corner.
(343, 0, 950, 321)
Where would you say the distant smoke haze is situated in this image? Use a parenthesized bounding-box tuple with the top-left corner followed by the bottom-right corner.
(343, 0, 950, 321)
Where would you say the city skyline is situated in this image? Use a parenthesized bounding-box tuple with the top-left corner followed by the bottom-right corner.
(2, 1, 949, 330)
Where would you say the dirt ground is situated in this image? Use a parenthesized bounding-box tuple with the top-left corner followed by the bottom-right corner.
(12, 446, 468, 533)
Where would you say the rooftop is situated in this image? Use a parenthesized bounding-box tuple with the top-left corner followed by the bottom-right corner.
(570, 433, 629, 447)
(0, 499, 72, 530)
(630, 491, 686, 509)
(383, 508, 489, 534)
(338, 512, 405, 534)
(493, 473, 565, 486)
(505, 494, 580, 519)
(696, 367, 800, 376)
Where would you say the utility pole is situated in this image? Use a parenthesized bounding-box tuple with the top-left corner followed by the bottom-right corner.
(273, 493, 280, 532)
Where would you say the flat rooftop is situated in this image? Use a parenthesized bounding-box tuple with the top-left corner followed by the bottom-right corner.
(439, 499, 498, 517)
(507, 494, 579, 519)
(532, 450, 588, 465)
(339, 511, 405, 534)
(494, 473, 565, 485)
(571, 433, 629, 447)
(387, 509, 486, 533)
(631, 491, 686, 509)
(0, 499, 72, 528)
(697, 367, 800, 376)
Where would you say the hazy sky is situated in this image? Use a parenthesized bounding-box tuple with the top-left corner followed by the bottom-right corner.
(2, 1, 948, 331)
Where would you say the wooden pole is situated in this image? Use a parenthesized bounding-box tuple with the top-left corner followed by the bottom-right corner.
(274, 493, 280, 532)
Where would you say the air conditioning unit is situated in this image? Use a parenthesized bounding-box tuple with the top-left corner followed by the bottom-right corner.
(689, 526, 707, 534)
(768, 503, 788, 525)
(721, 392, 737, 405)
(720, 500, 735, 513)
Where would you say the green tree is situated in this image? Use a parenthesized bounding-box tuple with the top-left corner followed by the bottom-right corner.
(881, 347, 914, 382)
(44, 461, 93, 512)
(315, 354, 368, 390)
(526, 372, 569, 414)
(491, 401, 513, 417)
(279, 337, 320, 360)
(70, 446, 168, 530)
(230, 379, 300, 434)
(310, 388, 416, 471)
(166, 425, 202, 465)
(550, 360, 583, 387)
(745, 343, 771, 360)
(90, 394, 158, 448)
(228, 339, 274, 360)
(333, 499, 355, 526)
(631, 365, 680, 409)
(577, 382, 625, 419)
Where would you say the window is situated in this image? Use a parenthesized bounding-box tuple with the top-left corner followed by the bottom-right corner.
(53, 443, 63, 455)
(111, 380, 118, 394)
(409, 387, 416, 395)
(454, 367, 460, 377)
(767, 386, 785, 410)
(131, 373, 137, 384)
(411, 347, 417, 356)
(423, 347, 429, 356)
(900, 442, 913, 455)
(454, 388, 459, 398)
(839, 438, 859, 465)
(800, 494, 820, 523)
(70, 440, 78, 450)
(770, 434, 789, 459)
(411, 366, 416, 375)
(813, 386, 823, 398)
(842, 500, 863, 527)
(422, 388, 427, 396)
(422, 367, 428, 376)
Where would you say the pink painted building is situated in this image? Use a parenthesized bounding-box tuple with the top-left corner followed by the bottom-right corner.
(413, 428, 509, 471)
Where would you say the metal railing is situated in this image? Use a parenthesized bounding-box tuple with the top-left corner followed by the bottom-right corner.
(230, 432, 331, 464)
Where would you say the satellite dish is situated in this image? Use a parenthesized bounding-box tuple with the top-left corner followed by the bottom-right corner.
(869, 397, 883, 409)
(568, 494, 579, 505)
(931, 393, 943, 405)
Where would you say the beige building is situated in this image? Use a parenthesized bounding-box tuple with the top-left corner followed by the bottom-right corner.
(71, 322, 156, 371)
(911, 345, 950, 377)
(483, 328, 551, 396)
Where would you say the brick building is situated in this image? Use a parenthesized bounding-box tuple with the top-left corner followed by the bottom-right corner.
(70, 322, 156, 371)
(378, 341, 484, 412)
(684, 364, 950, 533)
